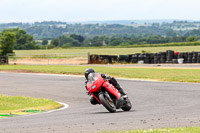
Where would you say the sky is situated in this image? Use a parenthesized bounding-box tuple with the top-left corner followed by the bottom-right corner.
(0, 0, 200, 23)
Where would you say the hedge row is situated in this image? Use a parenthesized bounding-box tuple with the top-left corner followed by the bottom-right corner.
(89, 50, 200, 64)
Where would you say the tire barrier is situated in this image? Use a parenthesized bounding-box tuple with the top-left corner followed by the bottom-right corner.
(89, 50, 200, 64)
(90, 55, 118, 64)
(118, 55, 129, 63)
(0, 56, 7, 64)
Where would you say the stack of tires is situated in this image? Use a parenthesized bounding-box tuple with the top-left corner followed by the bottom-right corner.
(192, 52, 198, 63)
(90, 55, 100, 64)
(166, 50, 174, 63)
(143, 53, 151, 64)
(150, 54, 154, 64)
(99, 55, 118, 64)
(108, 55, 118, 64)
(160, 52, 166, 63)
(100, 55, 109, 64)
(89, 51, 200, 64)
(197, 53, 200, 63)
(153, 53, 161, 64)
(178, 52, 184, 59)
(177, 52, 200, 63)
(187, 52, 193, 63)
(177, 52, 184, 64)
(131, 54, 139, 63)
(118, 55, 129, 63)
(128, 54, 134, 63)
(183, 53, 188, 63)
(138, 54, 144, 63)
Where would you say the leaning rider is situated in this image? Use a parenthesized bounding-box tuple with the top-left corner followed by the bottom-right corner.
(84, 68, 126, 105)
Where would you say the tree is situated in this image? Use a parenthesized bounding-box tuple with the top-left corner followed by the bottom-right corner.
(46, 44, 56, 49)
(70, 34, 85, 43)
(109, 39, 122, 46)
(59, 35, 81, 47)
(42, 39, 48, 45)
(90, 36, 103, 46)
(0, 31, 16, 56)
(51, 38, 59, 46)
(109, 37, 122, 46)
(3, 28, 38, 50)
(186, 36, 197, 42)
(62, 43, 71, 48)
(83, 38, 91, 47)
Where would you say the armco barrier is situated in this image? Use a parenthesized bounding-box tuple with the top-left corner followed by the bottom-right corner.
(89, 50, 200, 64)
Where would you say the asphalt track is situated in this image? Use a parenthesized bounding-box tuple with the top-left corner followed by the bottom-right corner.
(0, 72, 200, 133)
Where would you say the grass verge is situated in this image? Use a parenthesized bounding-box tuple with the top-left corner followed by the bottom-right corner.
(14, 45, 200, 56)
(0, 94, 62, 117)
(102, 127, 200, 133)
(0, 65, 200, 83)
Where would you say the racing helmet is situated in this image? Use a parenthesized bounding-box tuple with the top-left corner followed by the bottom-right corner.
(84, 68, 95, 80)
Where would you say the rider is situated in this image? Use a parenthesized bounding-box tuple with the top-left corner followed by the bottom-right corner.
(84, 68, 126, 105)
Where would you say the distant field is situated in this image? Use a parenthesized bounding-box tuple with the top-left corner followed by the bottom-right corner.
(14, 46, 200, 56)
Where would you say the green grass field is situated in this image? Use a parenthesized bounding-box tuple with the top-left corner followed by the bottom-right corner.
(0, 94, 62, 115)
(1, 65, 200, 83)
(14, 45, 200, 56)
(103, 127, 200, 133)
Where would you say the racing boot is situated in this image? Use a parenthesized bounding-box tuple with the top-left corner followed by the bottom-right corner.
(109, 77, 127, 95)
(116, 85, 127, 95)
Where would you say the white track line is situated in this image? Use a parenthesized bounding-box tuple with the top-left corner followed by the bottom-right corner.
(21, 102, 69, 117)
(26, 101, 69, 116)
(42, 102, 69, 114)
(1, 102, 69, 119)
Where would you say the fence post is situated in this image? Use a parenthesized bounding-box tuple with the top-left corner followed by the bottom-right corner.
(88, 52, 91, 64)
(48, 55, 50, 65)
(6, 54, 9, 64)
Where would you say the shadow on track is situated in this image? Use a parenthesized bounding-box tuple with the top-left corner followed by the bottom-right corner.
(90, 109, 135, 114)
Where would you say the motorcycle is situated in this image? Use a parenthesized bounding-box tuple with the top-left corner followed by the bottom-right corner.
(86, 73, 132, 112)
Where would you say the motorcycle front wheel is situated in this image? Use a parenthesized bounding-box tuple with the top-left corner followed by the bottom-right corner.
(121, 98, 132, 111)
(99, 92, 116, 113)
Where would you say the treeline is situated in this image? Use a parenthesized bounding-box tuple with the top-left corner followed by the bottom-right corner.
(22, 23, 172, 40)
(48, 34, 199, 48)
(1, 28, 200, 56)
(1, 21, 200, 40)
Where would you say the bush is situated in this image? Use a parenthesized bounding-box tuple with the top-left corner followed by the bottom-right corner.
(62, 44, 71, 48)
(0, 31, 16, 56)
(46, 44, 56, 49)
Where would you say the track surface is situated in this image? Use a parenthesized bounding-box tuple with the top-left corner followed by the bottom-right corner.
(0, 72, 200, 133)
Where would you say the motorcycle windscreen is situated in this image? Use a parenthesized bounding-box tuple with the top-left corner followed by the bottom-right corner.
(87, 73, 104, 93)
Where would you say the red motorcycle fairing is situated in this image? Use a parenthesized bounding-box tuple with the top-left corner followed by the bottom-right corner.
(102, 81, 121, 100)
(87, 73, 104, 93)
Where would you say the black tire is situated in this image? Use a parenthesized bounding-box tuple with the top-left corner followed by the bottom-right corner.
(99, 92, 116, 113)
(121, 98, 132, 111)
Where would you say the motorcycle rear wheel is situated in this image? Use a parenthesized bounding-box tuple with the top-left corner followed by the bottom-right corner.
(99, 92, 116, 113)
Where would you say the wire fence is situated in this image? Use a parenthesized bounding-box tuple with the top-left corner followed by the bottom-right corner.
(8, 52, 89, 65)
